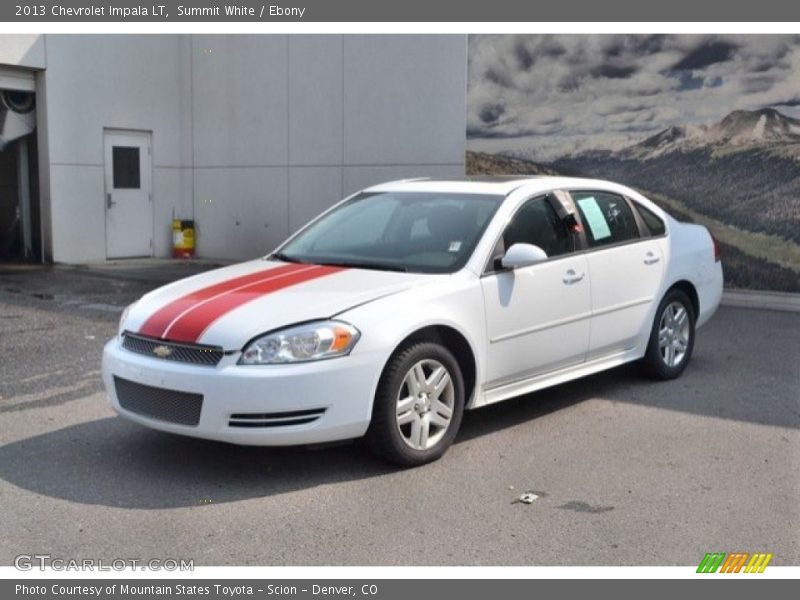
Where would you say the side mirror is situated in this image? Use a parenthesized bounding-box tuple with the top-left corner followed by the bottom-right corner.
(500, 243, 548, 269)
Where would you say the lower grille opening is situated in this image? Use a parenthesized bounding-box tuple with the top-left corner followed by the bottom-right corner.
(114, 376, 203, 426)
(228, 408, 326, 428)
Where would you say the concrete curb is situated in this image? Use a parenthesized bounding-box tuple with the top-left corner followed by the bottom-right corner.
(722, 289, 800, 313)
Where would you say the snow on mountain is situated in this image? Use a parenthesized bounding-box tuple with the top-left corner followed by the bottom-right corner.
(620, 108, 800, 160)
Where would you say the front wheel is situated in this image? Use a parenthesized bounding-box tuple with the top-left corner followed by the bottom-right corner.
(365, 342, 465, 467)
(641, 288, 696, 380)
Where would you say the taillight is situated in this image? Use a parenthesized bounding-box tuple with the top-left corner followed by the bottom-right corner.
(707, 228, 721, 262)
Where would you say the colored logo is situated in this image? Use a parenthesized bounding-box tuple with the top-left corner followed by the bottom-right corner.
(697, 552, 773, 573)
(152, 345, 173, 358)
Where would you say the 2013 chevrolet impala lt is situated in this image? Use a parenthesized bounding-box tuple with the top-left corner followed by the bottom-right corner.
(102, 177, 723, 466)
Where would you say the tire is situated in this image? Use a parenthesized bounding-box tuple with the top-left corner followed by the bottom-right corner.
(365, 342, 465, 467)
(641, 288, 696, 380)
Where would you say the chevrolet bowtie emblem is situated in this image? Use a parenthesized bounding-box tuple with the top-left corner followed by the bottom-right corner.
(152, 345, 173, 358)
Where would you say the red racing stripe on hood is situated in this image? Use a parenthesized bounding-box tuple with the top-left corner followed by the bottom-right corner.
(138, 263, 305, 339)
(143, 264, 346, 343)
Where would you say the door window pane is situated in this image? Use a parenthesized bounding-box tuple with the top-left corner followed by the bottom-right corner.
(634, 202, 666, 236)
(112, 146, 140, 189)
(502, 196, 572, 258)
(573, 191, 639, 247)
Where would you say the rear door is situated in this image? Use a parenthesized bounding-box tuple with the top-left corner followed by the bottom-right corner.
(481, 194, 591, 388)
(570, 190, 664, 359)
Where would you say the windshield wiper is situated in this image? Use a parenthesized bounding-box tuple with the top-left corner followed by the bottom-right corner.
(316, 260, 408, 273)
(268, 252, 305, 264)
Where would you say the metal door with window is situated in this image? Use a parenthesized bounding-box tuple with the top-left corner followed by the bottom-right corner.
(104, 130, 152, 258)
(481, 195, 591, 389)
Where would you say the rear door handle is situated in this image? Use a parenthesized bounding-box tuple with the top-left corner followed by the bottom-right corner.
(106, 193, 116, 209)
(644, 252, 660, 265)
(563, 269, 585, 285)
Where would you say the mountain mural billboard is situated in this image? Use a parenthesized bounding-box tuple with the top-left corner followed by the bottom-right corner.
(467, 35, 800, 292)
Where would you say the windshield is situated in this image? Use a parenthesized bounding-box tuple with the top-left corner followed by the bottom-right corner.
(274, 192, 503, 273)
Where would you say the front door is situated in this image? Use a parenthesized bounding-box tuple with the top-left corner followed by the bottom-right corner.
(481, 195, 591, 389)
(104, 130, 153, 258)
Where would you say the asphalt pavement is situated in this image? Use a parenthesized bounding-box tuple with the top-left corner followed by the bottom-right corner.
(0, 262, 798, 566)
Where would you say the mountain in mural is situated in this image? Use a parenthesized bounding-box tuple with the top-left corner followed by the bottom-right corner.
(467, 109, 800, 292)
(539, 109, 800, 246)
(620, 108, 800, 160)
(464, 151, 559, 175)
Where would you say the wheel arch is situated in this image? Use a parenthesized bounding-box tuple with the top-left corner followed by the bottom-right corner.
(666, 279, 699, 318)
(384, 325, 478, 408)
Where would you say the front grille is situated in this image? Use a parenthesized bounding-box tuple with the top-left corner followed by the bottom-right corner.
(114, 376, 203, 426)
(228, 408, 326, 428)
(122, 333, 224, 366)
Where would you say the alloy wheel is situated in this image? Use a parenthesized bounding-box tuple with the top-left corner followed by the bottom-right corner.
(395, 359, 455, 451)
(658, 301, 690, 367)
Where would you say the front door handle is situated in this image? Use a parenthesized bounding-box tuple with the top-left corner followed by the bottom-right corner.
(644, 251, 660, 265)
(563, 269, 585, 285)
(106, 193, 116, 209)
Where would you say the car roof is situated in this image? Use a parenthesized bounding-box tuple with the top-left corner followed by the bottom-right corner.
(363, 176, 626, 196)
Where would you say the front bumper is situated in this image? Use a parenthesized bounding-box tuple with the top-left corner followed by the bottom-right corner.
(102, 337, 382, 445)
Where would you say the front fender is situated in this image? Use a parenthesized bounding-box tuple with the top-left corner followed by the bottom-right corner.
(339, 272, 487, 409)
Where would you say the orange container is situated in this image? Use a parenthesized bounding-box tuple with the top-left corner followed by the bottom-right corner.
(172, 219, 195, 259)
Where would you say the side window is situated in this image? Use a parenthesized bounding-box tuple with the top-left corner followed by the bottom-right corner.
(501, 196, 573, 259)
(633, 202, 666, 236)
(572, 191, 639, 247)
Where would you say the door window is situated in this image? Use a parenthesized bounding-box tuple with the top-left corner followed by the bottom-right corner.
(572, 191, 639, 247)
(112, 146, 141, 189)
(633, 202, 666, 236)
(500, 196, 573, 259)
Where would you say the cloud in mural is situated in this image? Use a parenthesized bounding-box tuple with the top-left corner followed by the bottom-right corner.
(467, 34, 800, 159)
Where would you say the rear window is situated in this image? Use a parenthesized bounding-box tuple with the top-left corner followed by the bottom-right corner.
(572, 191, 640, 247)
(634, 202, 667, 236)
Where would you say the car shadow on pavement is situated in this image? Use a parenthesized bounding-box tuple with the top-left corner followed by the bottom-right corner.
(1, 352, 796, 510)
(0, 369, 610, 510)
(460, 350, 799, 441)
(0, 416, 395, 509)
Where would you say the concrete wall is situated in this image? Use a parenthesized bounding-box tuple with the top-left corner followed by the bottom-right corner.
(0, 35, 45, 69)
(191, 35, 467, 260)
(36, 35, 192, 263)
(11, 34, 467, 263)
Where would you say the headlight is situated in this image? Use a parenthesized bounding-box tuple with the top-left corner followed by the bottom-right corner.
(118, 303, 134, 336)
(239, 320, 360, 365)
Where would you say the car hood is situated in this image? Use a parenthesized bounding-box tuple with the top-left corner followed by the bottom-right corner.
(123, 260, 439, 350)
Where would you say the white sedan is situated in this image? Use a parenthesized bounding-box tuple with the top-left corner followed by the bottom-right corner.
(103, 177, 723, 466)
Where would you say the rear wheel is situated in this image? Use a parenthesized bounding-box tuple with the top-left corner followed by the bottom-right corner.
(641, 289, 695, 380)
(365, 342, 464, 467)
